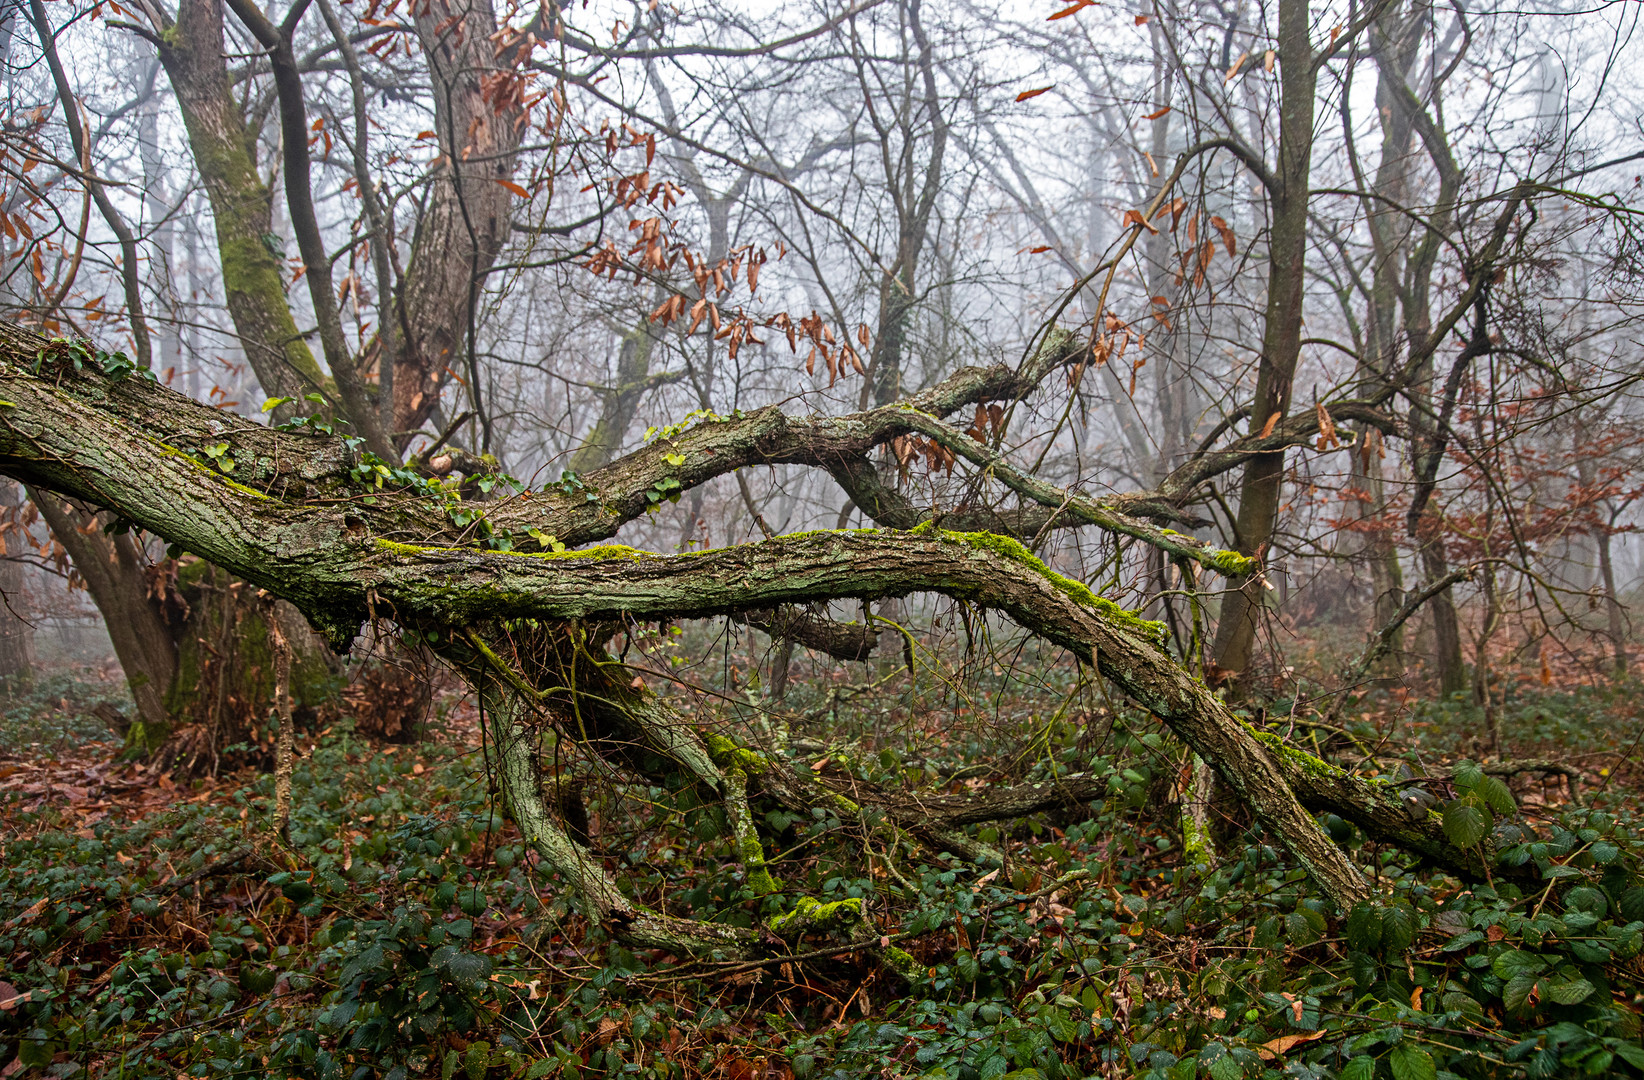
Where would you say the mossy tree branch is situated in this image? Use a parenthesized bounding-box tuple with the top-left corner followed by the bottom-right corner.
(0, 318, 1503, 925)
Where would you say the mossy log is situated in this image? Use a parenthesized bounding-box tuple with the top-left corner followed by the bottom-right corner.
(0, 319, 1504, 953)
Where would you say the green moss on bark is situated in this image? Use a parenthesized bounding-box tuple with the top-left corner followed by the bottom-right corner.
(767, 896, 864, 938)
(917, 526, 1167, 645)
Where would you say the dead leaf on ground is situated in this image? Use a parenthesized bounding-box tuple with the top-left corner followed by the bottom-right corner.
(1256, 1030, 1325, 1060)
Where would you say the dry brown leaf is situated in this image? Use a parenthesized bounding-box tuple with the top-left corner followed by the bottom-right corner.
(1315, 403, 1340, 450)
(1121, 208, 1159, 235)
(1256, 1030, 1324, 1061)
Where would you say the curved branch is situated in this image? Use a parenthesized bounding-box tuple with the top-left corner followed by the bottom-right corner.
(0, 320, 1499, 900)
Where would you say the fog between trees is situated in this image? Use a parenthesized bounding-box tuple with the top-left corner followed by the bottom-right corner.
(0, 0, 1642, 1075)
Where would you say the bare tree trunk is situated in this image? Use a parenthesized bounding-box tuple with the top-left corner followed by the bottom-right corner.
(155, 0, 327, 401)
(1211, 0, 1317, 683)
(1575, 424, 1629, 678)
(32, 492, 176, 740)
(267, 602, 294, 839)
(1597, 519, 1628, 678)
(1417, 535, 1468, 696)
(0, 479, 33, 691)
(567, 307, 667, 475)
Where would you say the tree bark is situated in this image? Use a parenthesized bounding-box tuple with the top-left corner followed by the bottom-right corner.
(31, 492, 175, 738)
(12, 314, 1573, 947)
(155, 0, 327, 400)
(396, 0, 525, 447)
(0, 479, 33, 690)
(1211, 0, 1317, 683)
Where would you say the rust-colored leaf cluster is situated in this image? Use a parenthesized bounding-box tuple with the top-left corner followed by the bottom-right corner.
(963, 403, 1007, 444)
(887, 433, 956, 480)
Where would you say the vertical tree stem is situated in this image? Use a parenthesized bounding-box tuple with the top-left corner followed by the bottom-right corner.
(267, 604, 294, 840)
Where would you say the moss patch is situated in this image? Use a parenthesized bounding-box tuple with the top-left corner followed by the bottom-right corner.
(1182, 812, 1215, 869)
(703, 732, 770, 776)
(1248, 726, 1350, 781)
(739, 835, 780, 896)
(1205, 548, 1258, 576)
(922, 527, 1168, 646)
(767, 896, 864, 938)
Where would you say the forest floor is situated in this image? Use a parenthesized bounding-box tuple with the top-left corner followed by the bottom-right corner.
(1, 657, 1642, 1080)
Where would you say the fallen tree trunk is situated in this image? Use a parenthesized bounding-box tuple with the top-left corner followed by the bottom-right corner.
(0, 320, 1506, 953)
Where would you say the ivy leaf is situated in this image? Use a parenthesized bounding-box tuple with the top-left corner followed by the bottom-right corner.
(1543, 977, 1593, 1005)
(444, 951, 491, 990)
(1563, 886, 1608, 917)
(1441, 991, 1484, 1021)
(1442, 930, 1484, 952)
(1345, 902, 1382, 952)
(1287, 907, 1325, 947)
(1491, 950, 1547, 980)
(1443, 801, 1489, 848)
(1474, 775, 1516, 815)
(1340, 1057, 1376, 1080)
(1200, 1042, 1242, 1080)
(1381, 902, 1417, 955)
(1043, 1005, 1078, 1042)
(1502, 972, 1538, 1012)
(1387, 1043, 1436, 1080)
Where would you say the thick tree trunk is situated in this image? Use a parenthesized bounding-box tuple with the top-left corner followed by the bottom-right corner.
(395, 0, 524, 446)
(32, 492, 176, 736)
(32, 489, 336, 767)
(156, 0, 326, 400)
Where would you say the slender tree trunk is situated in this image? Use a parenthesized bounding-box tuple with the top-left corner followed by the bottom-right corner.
(0, 480, 33, 691)
(568, 305, 664, 475)
(1212, 0, 1316, 683)
(267, 603, 294, 839)
(1576, 427, 1629, 678)
(1597, 522, 1628, 677)
(1415, 527, 1468, 695)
